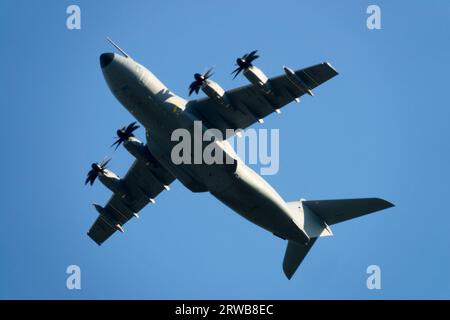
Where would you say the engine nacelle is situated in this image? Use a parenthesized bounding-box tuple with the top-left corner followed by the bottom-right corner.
(98, 169, 126, 196)
(123, 137, 160, 170)
(243, 65, 271, 94)
(201, 80, 231, 108)
(124, 137, 149, 160)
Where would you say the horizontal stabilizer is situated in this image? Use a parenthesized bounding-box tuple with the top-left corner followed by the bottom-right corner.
(302, 198, 394, 225)
(282, 197, 394, 279)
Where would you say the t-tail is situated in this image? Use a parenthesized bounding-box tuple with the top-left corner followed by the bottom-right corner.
(283, 198, 394, 279)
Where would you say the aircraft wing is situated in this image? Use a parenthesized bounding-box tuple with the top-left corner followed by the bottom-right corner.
(87, 156, 175, 245)
(186, 62, 338, 137)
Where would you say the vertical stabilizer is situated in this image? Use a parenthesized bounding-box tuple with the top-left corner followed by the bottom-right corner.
(282, 197, 393, 279)
(283, 239, 317, 279)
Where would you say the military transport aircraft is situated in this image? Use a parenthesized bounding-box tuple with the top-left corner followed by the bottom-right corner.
(85, 38, 394, 279)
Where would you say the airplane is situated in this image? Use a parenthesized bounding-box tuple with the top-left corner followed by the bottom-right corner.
(86, 38, 394, 279)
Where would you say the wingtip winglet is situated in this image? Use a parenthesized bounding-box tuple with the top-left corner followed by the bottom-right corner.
(376, 198, 395, 209)
(87, 231, 103, 246)
(324, 62, 339, 75)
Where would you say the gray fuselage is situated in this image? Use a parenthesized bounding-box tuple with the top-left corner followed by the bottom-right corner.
(100, 53, 309, 244)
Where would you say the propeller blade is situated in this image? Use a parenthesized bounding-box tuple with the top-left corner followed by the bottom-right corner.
(232, 66, 241, 74)
(247, 50, 258, 59)
(203, 67, 214, 79)
(189, 68, 214, 95)
(125, 121, 139, 134)
(231, 67, 242, 79)
(232, 50, 260, 79)
(100, 158, 111, 168)
(189, 81, 200, 96)
(111, 138, 122, 150)
(247, 53, 259, 64)
(111, 122, 141, 149)
(85, 158, 110, 186)
(85, 174, 92, 185)
(85, 169, 97, 186)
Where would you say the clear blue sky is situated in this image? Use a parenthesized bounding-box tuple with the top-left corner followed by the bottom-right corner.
(1, 0, 449, 299)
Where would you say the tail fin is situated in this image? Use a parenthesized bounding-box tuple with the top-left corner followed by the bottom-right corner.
(283, 239, 317, 279)
(282, 197, 394, 279)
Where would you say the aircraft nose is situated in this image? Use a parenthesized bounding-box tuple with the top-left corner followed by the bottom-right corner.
(100, 53, 115, 68)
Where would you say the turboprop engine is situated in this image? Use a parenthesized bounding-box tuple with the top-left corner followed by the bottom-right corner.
(232, 50, 272, 94)
(85, 158, 126, 196)
(188, 68, 231, 108)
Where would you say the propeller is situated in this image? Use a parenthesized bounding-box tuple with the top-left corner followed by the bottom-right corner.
(85, 158, 110, 186)
(111, 122, 140, 150)
(231, 50, 259, 79)
(188, 67, 214, 96)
